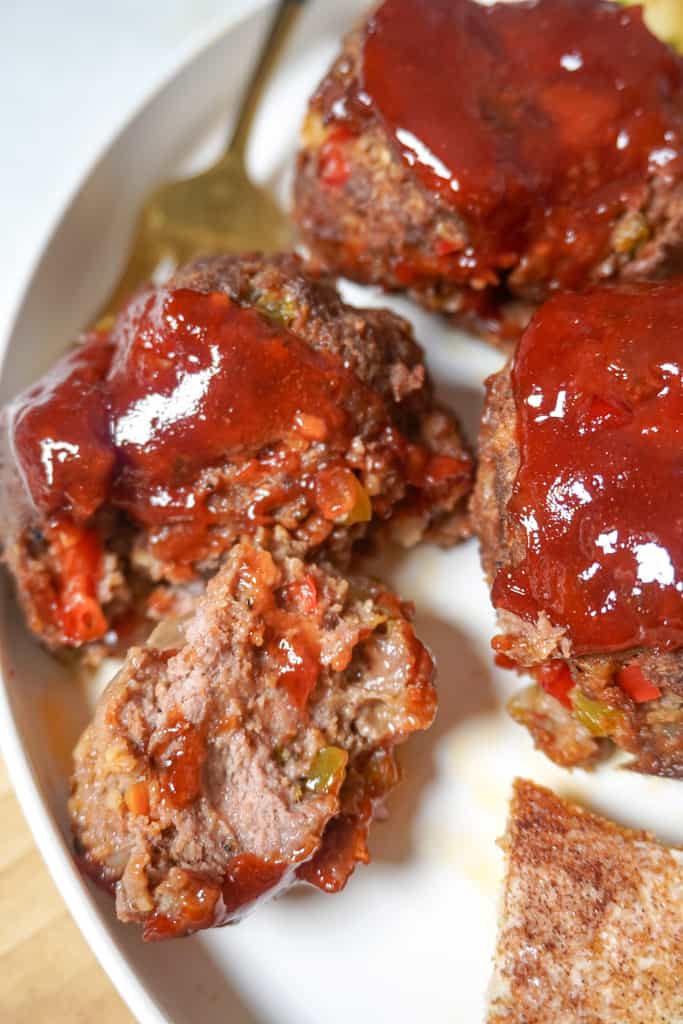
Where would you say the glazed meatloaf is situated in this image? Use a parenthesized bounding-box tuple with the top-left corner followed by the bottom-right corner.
(69, 539, 436, 939)
(0, 252, 472, 652)
(295, 0, 683, 344)
(472, 279, 683, 776)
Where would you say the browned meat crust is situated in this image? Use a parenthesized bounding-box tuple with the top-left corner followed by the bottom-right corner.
(488, 780, 683, 1023)
(69, 539, 435, 939)
(473, 360, 683, 777)
(1, 252, 472, 653)
(294, 22, 683, 346)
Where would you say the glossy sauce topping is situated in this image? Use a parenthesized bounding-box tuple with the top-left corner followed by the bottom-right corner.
(492, 280, 683, 654)
(355, 0, 683, 289)
(8, 284, 472, 645)
(238, 548, 323, 712)
(151, 713, 206, 810)
(107, 288, 360, 521)
(219, 854, 286, 919)
(10, 336, 115, 520)
(11, 287, 363, 524)
(297, 814, 370, 893)
(143, 870, 221, 941)
(271, 627, 321, 710)
(10, 290, 366, 524)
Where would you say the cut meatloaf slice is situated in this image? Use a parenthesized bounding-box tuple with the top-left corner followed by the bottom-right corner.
(69, 538, 435, 939)
(487, 780, 683, 1024)
(1, 251, 472, 654)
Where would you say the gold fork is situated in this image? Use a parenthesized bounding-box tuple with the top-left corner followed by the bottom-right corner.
(99, 0, 306, 323)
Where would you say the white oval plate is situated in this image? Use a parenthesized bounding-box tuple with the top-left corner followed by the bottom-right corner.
(4, 3, 683, 1022)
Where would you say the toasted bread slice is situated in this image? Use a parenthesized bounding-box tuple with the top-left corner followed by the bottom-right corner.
(487, 779, 683, 1023)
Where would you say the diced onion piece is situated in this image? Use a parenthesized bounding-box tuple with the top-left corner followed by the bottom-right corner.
(147, 616, 187, 652)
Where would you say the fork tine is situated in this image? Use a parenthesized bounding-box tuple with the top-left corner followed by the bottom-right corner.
(94, 1, 306, 326)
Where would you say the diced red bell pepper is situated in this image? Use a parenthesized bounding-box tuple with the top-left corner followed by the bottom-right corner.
(494, 652, 517, 670)
(617, 664, 661, 703)
(47, 519, 107, 644)
(318, 134, 351, 188)
(535, 661, 574, 709)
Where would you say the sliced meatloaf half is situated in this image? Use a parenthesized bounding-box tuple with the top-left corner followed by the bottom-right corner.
(69, 538, 436, 939)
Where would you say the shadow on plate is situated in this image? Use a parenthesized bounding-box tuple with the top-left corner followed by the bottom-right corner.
(117, 921, 263, 1024)
(369, 611, 498, 864)
(434, 378, 487, 449)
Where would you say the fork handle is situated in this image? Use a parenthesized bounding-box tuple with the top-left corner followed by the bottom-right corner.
(227, 0, 308, 162)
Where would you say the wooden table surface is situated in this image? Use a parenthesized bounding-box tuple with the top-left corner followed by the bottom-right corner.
(0, 756, 134, 1023)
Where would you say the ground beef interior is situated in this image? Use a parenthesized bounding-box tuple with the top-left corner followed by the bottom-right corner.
(1, 252, 472, 653)
(295, 0, 683, 345)
(69, 538, 436, 939)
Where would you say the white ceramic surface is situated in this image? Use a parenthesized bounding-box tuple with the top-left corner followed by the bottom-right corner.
(4, 3, 683, 1023)
(0, 0, 263, 358)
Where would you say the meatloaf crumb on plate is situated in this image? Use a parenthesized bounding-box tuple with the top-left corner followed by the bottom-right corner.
(488, 780, 683, 1024)
(69, 538, 435, 939)
(473, 279, 683, 776)
(295, 0, 683, 345)
(0, 252, 472, 654)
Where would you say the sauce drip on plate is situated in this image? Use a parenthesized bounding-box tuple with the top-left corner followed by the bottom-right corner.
(493, 280, 683, 654)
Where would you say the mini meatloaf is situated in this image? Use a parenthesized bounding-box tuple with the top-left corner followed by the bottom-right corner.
(0, 252, 472, 652)
(69, 539, 436, 939)
(295, 0, 683, 344)
(472, 279, 683, 776)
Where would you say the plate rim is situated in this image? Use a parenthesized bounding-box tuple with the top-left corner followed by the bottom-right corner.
(0, 3, 274, 1022)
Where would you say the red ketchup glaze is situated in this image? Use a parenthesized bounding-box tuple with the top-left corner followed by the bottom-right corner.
(8, 288, 377, 641)
(219, 854, 286, 919)
(317, 127, 353, 188)
(297, 814, 370, 893)
(10, 336, 115, 521)
(10, 288, 366, 527)
(151, 714, 205, 810)
(271, 626, 320, 710)
(107, 288, 359, 522)
(492, 280, 683, 655)
(143, 857, 290, 939)
(354, 0, 683, 289)
(143, 872, 221, 941)
(299, 747, 399, 893)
